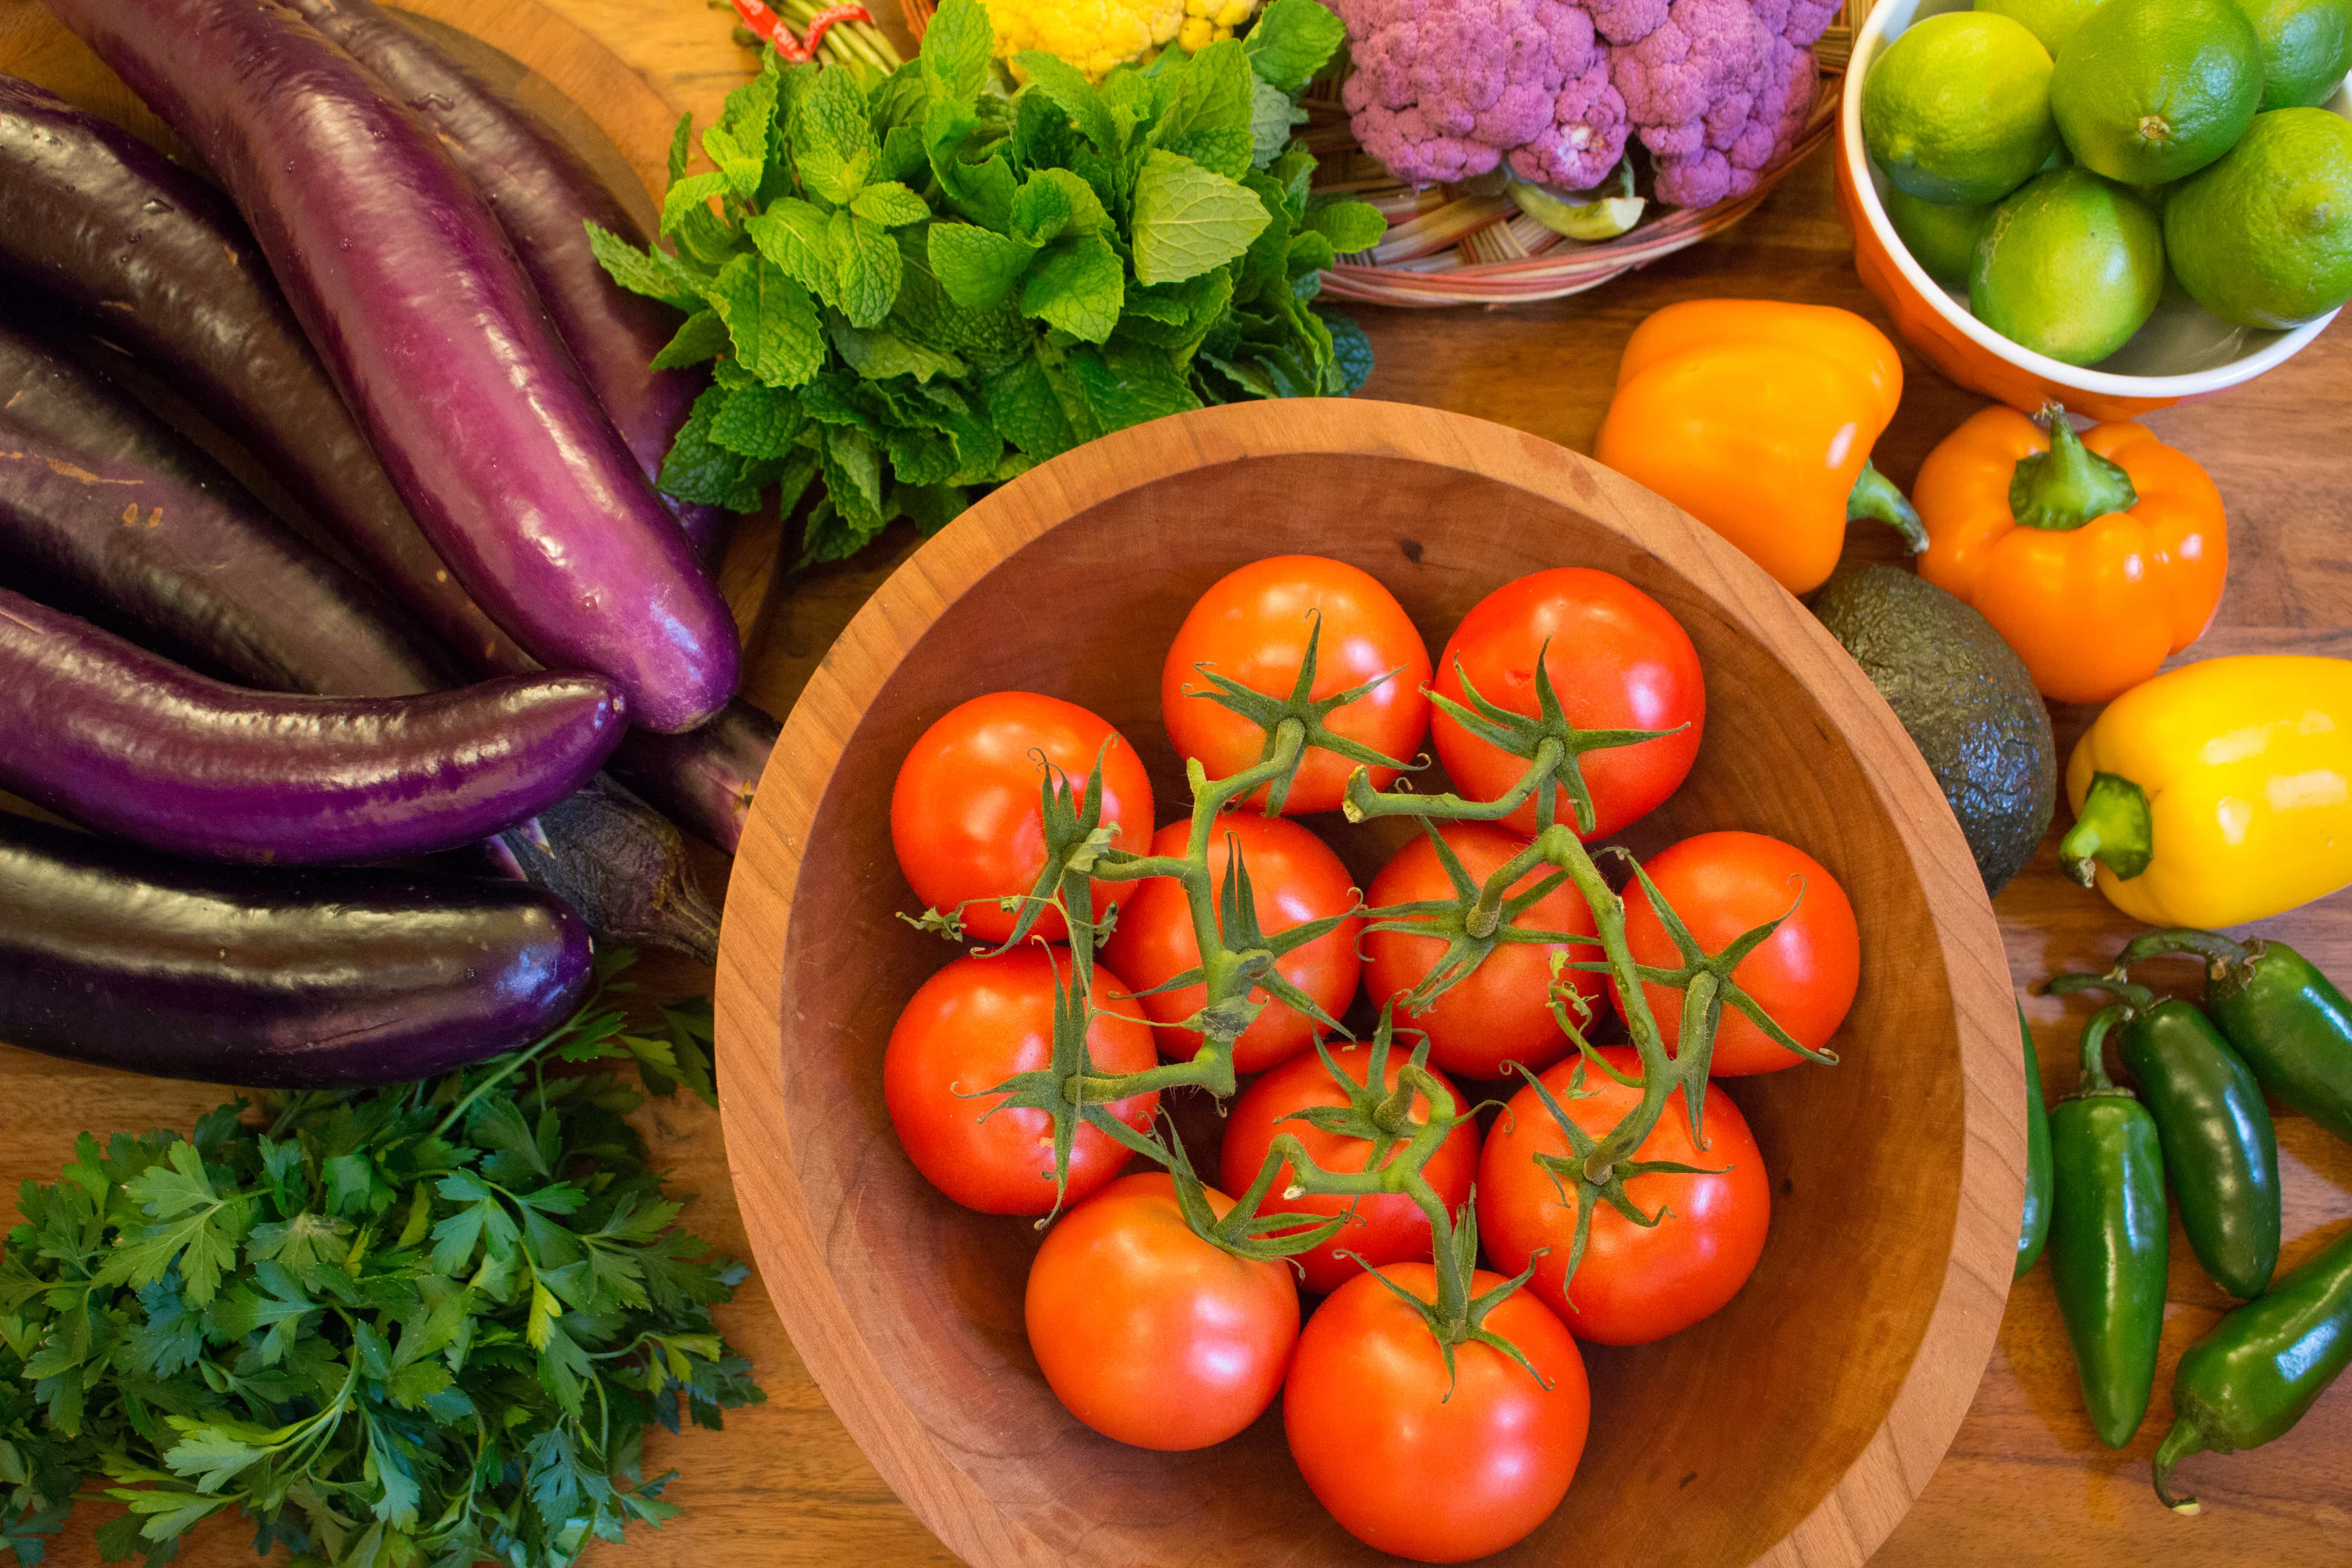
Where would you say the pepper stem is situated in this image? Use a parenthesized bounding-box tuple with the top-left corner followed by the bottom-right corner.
(2152, 1417, 2208, 1514)
(2043, 972, 2158, 1014)
(2115, 928, 2253, 974)
(1846, 460, 1929, 553)
(2058, 772, 2153, 886)
(2074, 1004, 2122, 1096)
(2010, 405, 2138, 531)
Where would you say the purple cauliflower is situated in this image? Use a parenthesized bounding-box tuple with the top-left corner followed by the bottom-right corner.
(1332, 0, 1825, 207)
(1332, 0, 1631, 190)
(1648, 38, 1817, 206)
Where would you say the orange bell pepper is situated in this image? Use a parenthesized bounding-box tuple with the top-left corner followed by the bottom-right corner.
(1594, 300, 1926, 596)
(1914, 405, 2227, 706)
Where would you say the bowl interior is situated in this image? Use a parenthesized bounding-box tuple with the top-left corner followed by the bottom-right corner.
(764, 440, 1980, 1566)
(1843, 0, 2349, 393)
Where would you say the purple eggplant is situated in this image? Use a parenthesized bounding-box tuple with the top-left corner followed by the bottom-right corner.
(0, 323, 449, 696)
(0, 808, 591, 1086)
(0, 585, 623, 864)
(31, 2, 741, 731)
(281, 0, 726, 566)
(0, 71, 526, 674)
(608, 698, 779, 854)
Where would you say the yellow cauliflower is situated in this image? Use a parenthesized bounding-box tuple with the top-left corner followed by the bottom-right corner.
(1178, 0, 1262, 52)
(988, 0, 1184, 80)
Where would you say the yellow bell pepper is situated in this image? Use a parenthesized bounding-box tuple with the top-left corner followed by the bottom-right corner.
(1593, 300, 1927, 596)
(2062, 656, 2352, 928)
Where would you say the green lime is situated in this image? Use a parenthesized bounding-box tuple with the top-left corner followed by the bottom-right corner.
(2052, 0, 2265, 183)
(1886, 186, 1999, 286)
(1971, 165, 2168, 362)
(1977, 0, 2112, 58)
(2232, 0, 2352, 109)
(1864, 12, 2061, 204)
(2166, 107, 2352, 326)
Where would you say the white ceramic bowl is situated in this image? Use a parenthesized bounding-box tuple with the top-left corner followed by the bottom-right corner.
(1836, 0, 2350, 417)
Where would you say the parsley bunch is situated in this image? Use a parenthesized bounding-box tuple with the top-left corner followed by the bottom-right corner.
(0, 953, 758, 1568)
(590, 0, 1384, 565)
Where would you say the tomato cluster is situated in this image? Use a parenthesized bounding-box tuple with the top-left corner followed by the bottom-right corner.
(881, 556, 1862, 1563)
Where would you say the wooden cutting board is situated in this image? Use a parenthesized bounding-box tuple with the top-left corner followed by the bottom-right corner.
(3, 2, 2349, 1564)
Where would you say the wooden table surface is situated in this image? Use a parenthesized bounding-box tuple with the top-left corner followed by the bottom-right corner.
(8, 4, 2352, 1565)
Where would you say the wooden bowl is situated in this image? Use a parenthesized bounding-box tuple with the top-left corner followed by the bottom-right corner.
(713, 400, 2022, 1568)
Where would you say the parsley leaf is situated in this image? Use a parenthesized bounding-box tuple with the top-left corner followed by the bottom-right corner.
(0, 955, 757, 1568)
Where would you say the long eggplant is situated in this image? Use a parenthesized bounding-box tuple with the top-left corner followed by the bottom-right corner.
(608, 699, 780, 855)
(281, 0, 725, 565)
(33, 3, 740, 731)
(0, 71, 524, 673)
(0, 586, 622, 864)
(0, 809, 590, 1086)
(0, 326, 448, 696)
(509, 776, 720, 963)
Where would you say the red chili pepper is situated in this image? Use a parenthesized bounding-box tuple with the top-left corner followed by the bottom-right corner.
(729, 0, 874, 62)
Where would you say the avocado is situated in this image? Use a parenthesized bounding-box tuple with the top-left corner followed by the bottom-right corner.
(1811, 565, 2056, 896)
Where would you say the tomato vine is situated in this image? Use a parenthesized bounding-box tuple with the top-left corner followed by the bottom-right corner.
(911, 618, 1831, 1360)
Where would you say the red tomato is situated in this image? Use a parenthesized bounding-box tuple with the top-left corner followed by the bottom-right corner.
(1359, 822, 1608, 1081)
(1216, 1044, 1480, 1294)
(1102, 813, 1362, 1074)
(1284, 1263, 1589, 1563)
(883, 949, 1159, 1215)
(1025, 1173, 1298, 1450)
(1162, 555, 1432, 815)
(1613, 830, 1861, 1077)
(1477, 1046, 1770, 1346)
(1430, 568, 1704, 839)
(890, 691, 1155, 944)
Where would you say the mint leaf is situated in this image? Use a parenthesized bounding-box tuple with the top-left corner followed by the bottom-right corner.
(649, 309, 730, 371)
(850, 181, 931, 228)
(1068, 340, 1201, 430)
(584, 222, 702, 312)
(702, 125, 762, 200)
(818, 427, 887, 540)
(1250, 78, 1308, 169)
(1020, 235, 1123, 344)
(835, 211, 903, 329)
(709, 384, 806, 458)
(1246, 0, 1349, 93)
(1130, 150, 1270, 285)
(919, 0, 995, 108)
(1326, 309, 1374, 393)
(1307, 198, 1387, 255)
(982, 356, 1080, 461)
(745, 199, 838, 304)
(715, 64, 780, 163)
(1013, 53, 1119, 153)
(1153, 40, 1257, 179)
(704, 254, 825, 387)
(658, 386, 750, 506)
(1009, 169, 1111, 246)
(830, 320, 969, 382)
(667, 111, 693, 185)
(659, 172, 730, 237)
(926, 223, 1037, 309)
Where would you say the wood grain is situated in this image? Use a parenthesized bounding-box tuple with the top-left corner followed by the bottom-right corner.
(0, 1, 2347, 1565)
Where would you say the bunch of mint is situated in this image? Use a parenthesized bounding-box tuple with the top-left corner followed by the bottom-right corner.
(0, 954, 757, 1568)
(590, 0, 1383, 565)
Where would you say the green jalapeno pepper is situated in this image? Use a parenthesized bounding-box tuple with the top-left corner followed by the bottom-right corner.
(2119, 928, 2352, 1144)
(2153, 1224, 2352, 1514)
(2048, 974, 2280, 1298)
(2048, 1003, 2170, 1448)
(2018, 1000, 2053, 1281)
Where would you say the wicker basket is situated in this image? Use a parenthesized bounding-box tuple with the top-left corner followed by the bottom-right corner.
(894, 0, 1862, 307)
